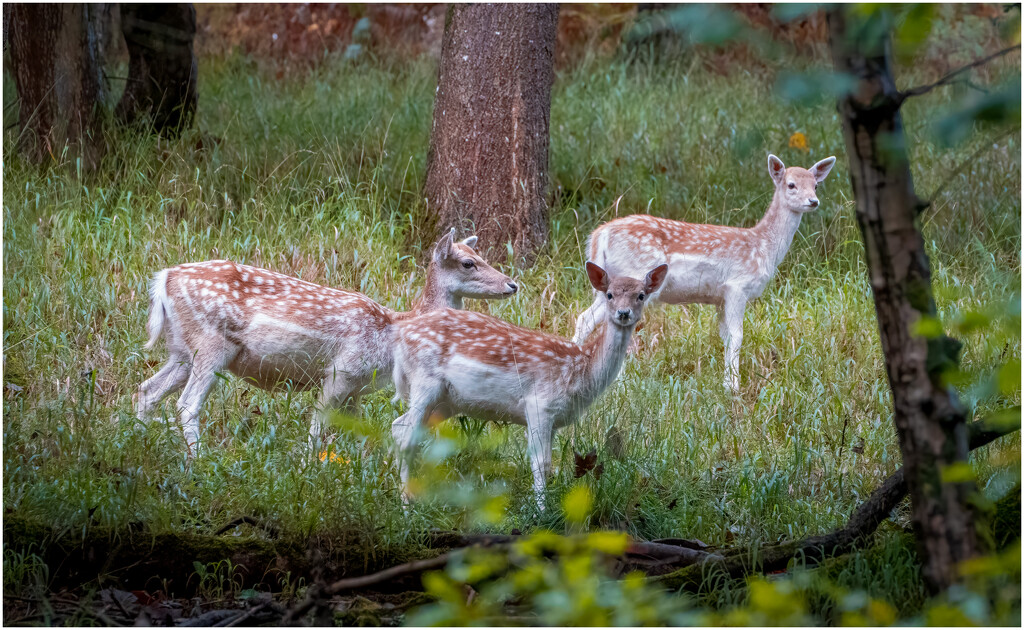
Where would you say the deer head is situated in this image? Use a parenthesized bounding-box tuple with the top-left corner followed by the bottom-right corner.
(431, 228, 519, 300)
(768, 154, 836, 214)
(586, 261, 668, 328)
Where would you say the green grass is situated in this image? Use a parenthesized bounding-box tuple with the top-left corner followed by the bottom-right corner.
(3, 39, 1020, 613)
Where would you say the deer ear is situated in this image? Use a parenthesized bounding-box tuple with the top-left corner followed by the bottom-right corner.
(644, 264, 669, 293)
(460, 235, 478, 248)
(810, 156, 836, 183)
(434, 228, 456, 261)
(585, 262, 610, 292)
(767, 154, 786, 187)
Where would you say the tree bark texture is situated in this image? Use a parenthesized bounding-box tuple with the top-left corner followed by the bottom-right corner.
(422, 4, 558, 264)
(827, 7, 984, 593)
(6, 4, 108, 169)
(115, 3, 197, 136)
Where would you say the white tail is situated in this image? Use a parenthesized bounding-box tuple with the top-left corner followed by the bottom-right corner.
(135, 229, 518, 455)
(144, 269, 170, 350)
(391, 261, 668, 508)
(573, 154, 836, 392)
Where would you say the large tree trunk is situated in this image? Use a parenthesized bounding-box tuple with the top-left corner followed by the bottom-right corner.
(115, 3, 197, 136)
(422, 4, 558, 264)
(828, 7, 984, 593)
(6, 4, 108, 170)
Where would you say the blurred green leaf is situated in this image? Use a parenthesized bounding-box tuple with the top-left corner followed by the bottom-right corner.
(771, 4, 822, 23)
(562, 484, 593, 525)
(586, 531, 630, 555)
(475, 493, 508, 525)
(913, 315, 945, 338)
(894, 4, 936, 60)
(940, 461, 976, 483)
(775, 70, 858, 106)
(630, 4, 746, 46)
(934, 79, 1022, 147)
(997, 360, 1021, 395)
(953, 310, 991, 335)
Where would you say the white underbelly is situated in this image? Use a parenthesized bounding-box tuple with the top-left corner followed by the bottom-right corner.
(443, 356, 530, 424)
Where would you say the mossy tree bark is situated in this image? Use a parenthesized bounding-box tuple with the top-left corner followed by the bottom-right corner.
(422, 4, 558, 265)
(6, 4, 108, 170)
(115, 3, 197, 136)
(827, 6, 985, 593)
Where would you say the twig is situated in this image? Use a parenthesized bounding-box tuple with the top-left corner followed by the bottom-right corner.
(283, 553, 454, 624)
(214, 515, 279, 538)
(179, 609, 243, 627)
(927, 126, 1020, 205)
(898, 44, 1021, 102)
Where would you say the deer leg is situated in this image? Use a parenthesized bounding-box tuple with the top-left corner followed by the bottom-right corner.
(311, 369, 359, 445)
(572, 293, 604, 344)
(525, 411, 554, 511)
(175, 353, 229, 457)
(135, 358, 190, 418)
(390, 385, 439, 503)
(720, 292, 746, 393)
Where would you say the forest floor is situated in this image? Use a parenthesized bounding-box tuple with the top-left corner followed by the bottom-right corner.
(3, 7, 1021, 625)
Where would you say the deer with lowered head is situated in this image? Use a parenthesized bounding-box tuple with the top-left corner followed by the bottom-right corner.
(135, 229, 518, 455)
(390, 261, 668, 508)
(573, 154, 836, 392)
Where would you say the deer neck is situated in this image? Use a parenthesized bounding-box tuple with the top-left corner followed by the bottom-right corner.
(578, 319, 634, 399)
(753, 189, 804, 270)
(412, 261, 462, 313)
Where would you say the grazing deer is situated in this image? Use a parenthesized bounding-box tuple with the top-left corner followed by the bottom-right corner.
(135, 229, 518, 454)
(390, 261, 668, 508)
(573, 154, 836, 392)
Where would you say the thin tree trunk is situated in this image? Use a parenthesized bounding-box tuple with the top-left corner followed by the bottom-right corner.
(7, 4, 107, 169)
(827, 6, 984, 593)
(422, 4, 558, 264)
(115, 3, 197, 136)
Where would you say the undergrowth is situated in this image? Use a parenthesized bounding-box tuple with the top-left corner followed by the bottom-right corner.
(3, 25, 1020, 622)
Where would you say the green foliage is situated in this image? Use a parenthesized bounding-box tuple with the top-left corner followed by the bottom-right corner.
(408, 505, 696, 626)
(2, 7, 1020, 624)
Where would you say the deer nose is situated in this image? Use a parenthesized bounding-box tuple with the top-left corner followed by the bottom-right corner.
(616, 309, 631, 322)
(809, 198, 819, 208)
(506, 281, 518, 293)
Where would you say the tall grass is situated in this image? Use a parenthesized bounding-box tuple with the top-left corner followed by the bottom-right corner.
(3, 38, 1020, 608)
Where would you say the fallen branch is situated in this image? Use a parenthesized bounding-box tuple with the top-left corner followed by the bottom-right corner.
(283, 553, 456, 624)
(656, 416, 1019, 590)
(213, 515, 280, 538)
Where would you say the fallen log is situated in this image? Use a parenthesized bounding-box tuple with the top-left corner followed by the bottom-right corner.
(656, 416, 1019, 590)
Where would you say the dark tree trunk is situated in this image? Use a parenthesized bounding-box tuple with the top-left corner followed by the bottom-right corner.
(422, 4, 558, 264)
(6, 4, 108, 169)
(115, 3, 197, 136)
(827, 7, 985, 593)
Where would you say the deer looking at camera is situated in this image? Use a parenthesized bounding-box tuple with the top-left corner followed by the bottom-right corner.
(573, 154, 836, 392)
(136, 229, 518, 455)
(390, 261, 668, 508)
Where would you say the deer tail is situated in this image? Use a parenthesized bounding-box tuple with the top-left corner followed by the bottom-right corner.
(144, 269, 170, 350)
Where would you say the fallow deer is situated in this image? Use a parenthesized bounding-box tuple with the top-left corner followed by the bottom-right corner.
(136, 229, 518, 454)
(390, 261, 668, 508)
(573, 154, 836, 392)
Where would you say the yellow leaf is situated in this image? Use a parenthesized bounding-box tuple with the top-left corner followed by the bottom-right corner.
(586, 531, 630, 555)
(940, 461, 975, 484)
(912, 315, 944, 338)
(788, 132, 809, 153)
(562, 484, 593, 524)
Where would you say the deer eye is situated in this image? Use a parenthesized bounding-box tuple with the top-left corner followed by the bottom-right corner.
(638, 293, 645, 301)
(788, 182, 796, 189)
(606, 292, 613, 300)
(462, 260, 475, 269)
